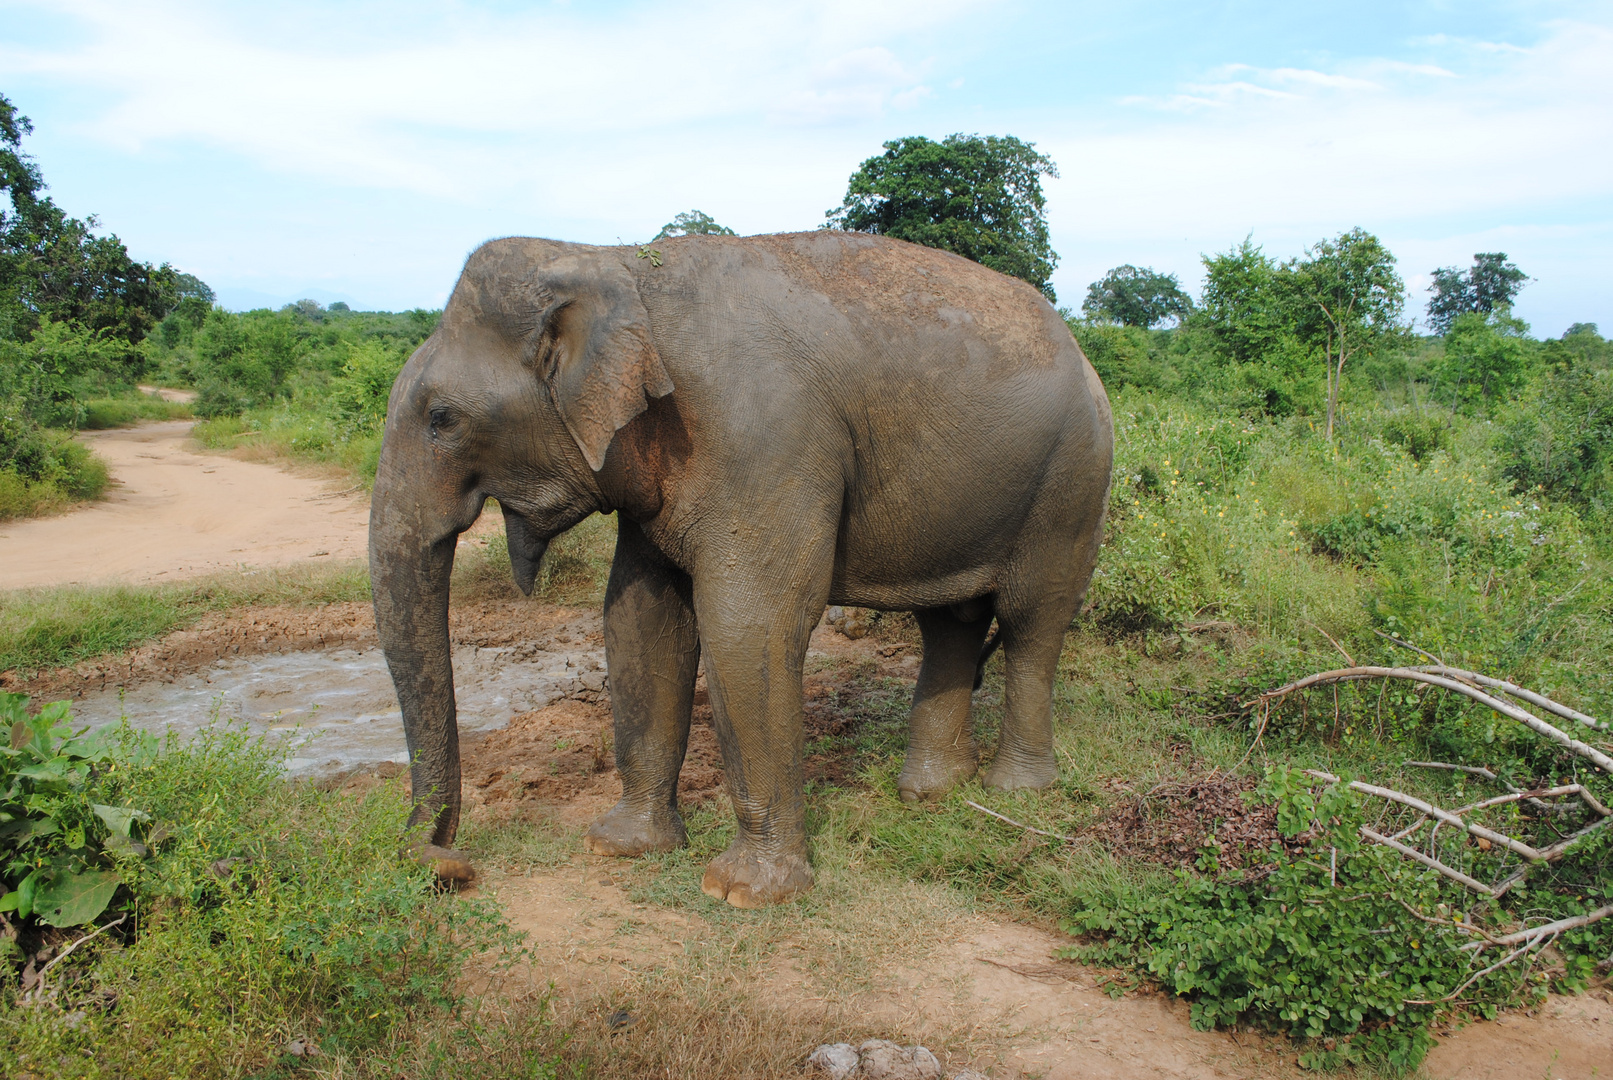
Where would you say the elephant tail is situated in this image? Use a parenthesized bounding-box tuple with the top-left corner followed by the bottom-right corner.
(973, 627, 1002, 691)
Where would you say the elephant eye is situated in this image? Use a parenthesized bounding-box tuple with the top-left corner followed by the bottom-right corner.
(428, 407, 452, 436)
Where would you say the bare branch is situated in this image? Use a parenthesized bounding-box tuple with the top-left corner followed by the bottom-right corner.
(1360, 826, 1493, 894)
(1412, 666, 1609, 734)
(1405, 939, 1547, 1005)
(964, 800, 1078, 844)
(1373, 628, 1444, 665)
(1312, 770, 1542, 861)
(1480, 902, 1613, 949)
(1406, 761, 1581, 816)
(1248, 667, 1613, 774)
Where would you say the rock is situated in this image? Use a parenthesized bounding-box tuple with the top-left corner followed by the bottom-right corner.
(826, 606, 872, 640)
(857, 1039, 942, 1080)
(949, 1071, 991, 1080)
(808, 1042, 860, 1079)
(580, 670, 607, 692)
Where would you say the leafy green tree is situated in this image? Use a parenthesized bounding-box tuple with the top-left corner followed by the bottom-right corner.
(0, 92, 185, 357)
(1083, 264, 1192, 327)
(825, 133, 1060, 301)
(655, 210, 735, 239)
(1198, 238, 1287, 365)
(1426, 253, 1527, 334)
(1433, 311, 1534, 412)
(1281, 228, 1405, 441)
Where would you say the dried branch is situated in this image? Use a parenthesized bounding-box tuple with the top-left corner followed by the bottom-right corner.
(963, 800, 1078, 844)
(1412, 666, 1609, 734)
(1405, 938, 1548, 1005)
(1468, 902, 1613, 950)
(1312, 771, 1541, 861)
(1248, 667, 1613, 774)
(1373, 629, 1444, 664)
(1405, 761, 1573, 816)
(1452, 784, 1610, 819)
(1393, 898, 1505, 945)
(1359, 826, 1494, 894)
(24, 915, 126, 1004)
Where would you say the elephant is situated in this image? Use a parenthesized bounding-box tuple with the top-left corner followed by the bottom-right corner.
(369, 230, 1113, 907)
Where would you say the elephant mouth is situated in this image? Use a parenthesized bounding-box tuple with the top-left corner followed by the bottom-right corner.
(502, 503, 549, 595)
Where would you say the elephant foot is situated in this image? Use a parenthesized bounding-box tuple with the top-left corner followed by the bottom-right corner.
(897, 747, 978, 803)
(416, 843, 476, 884)
(699, 842, 813, 908)
(982, 751, 1058, 792)
(584, 800, 688, 857)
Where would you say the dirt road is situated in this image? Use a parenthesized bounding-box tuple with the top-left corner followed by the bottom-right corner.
(0, 421, 370, 590)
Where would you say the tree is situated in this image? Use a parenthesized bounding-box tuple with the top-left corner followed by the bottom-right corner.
(825, 133, 1060, 301)
(1434, 311, 1535, 412)
(1199, 237, 1288, 365)
(1426, 252, 1527, 334)
(1082, 264, 1192, 327)
(1282, 228, 1405, 441)
(0, 92, 187, 355)
(655, 210, 735, 239)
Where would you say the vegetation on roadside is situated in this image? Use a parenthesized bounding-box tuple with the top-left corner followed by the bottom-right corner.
(1, 703, 529, 1079)
(1, 94, 212, 519)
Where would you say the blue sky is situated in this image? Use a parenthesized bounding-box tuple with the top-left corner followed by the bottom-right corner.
(3, 0, 1610, 334)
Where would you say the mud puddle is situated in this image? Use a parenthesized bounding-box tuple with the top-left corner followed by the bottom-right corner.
(66, 614, 607, 777)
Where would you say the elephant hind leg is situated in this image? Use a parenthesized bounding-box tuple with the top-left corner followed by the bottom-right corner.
(897, 607, 993, 802)
(983, 526, 1102, 792)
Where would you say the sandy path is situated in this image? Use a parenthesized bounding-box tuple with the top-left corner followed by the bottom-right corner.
(0, 421, 370, 590)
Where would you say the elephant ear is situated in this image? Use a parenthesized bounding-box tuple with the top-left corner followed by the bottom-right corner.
(518, 245, 674, 472)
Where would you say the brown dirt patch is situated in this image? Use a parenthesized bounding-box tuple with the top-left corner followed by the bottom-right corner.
(0, 421, 370, 589)
(1087, 773, 1310, 872)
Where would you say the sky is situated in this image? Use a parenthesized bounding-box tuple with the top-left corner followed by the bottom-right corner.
(2, 0, 1610, 334)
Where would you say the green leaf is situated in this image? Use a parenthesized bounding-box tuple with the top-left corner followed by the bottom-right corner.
(34, 869, 119, 927)
(92, 803, 149, 838)
(15, 867, 42, 919)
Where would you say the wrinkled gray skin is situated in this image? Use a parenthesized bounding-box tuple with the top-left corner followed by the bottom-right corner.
(370, 231, 1113, 906)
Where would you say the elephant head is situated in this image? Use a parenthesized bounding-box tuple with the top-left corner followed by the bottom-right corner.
(368, 239, 673, 875)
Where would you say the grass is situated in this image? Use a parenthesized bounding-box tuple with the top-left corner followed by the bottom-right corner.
(79, 395, 193, 429)
(192, 411, 384, 489)
(0, 562, 371, 676)
(0, 440, 110, 522)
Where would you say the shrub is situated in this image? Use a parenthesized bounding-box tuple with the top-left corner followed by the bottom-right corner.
(0, 702, 522, 1079)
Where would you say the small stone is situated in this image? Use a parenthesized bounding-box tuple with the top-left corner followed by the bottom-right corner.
(808, 1042, 860, 1080)
(949, 1070, 991, 1080)
(858, 1039, 942, 1080)
(580, 670, 607, 692)
(608, 1009, 634, 1032)
(284, 1040, 307, 1057)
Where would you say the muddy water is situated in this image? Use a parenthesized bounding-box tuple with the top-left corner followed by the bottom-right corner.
(69, 640, 607, 776)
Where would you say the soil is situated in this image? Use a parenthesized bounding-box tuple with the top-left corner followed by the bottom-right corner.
(0, 420, 370, 589)
(1087, 773, 1312, 872)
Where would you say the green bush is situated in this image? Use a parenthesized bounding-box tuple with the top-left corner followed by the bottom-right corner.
(0, 702, 522, 1079)
(1061, 765, 1612, 1072)
(330, 338, 407, 435)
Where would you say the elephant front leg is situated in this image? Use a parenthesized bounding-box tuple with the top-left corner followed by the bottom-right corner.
(695, 596, 820, 908)
(585, 520, 701, 857)
(897, 607, 993, 801)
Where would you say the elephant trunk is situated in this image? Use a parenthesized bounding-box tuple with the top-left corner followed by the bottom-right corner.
(369, 461, 463, 857)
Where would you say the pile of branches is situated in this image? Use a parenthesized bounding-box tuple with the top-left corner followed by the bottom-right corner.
(1243, 651, 1613, 991)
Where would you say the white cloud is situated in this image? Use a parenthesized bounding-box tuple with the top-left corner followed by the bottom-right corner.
(0, 0, 977, 199)
(1042, 22, 1613, 246)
